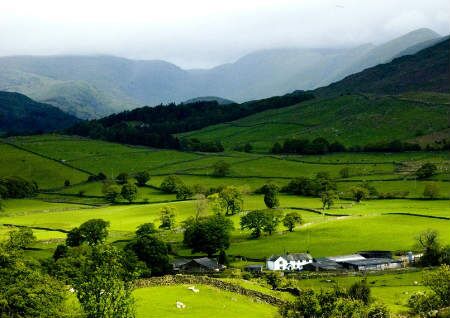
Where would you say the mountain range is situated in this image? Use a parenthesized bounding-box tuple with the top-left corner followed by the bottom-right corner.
(0, 28, 443, 119)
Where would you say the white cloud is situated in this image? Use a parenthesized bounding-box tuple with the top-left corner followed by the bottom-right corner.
(0, 0, 448, 68)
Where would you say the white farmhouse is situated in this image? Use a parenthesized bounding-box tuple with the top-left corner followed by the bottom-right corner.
(266, 253, 312, 271)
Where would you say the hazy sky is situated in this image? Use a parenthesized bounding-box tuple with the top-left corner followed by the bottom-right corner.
(0, 0, 449, 68)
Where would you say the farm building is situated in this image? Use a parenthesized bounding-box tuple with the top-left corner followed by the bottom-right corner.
(172, 257, 223, 273)
(341, 258, 403, 271)
(305, 253, 403, 272)
(303, 258, 343, 271)
(244, 265, 264, 273)
(266, 253, 312, 271)
(326, 254, 366, 263)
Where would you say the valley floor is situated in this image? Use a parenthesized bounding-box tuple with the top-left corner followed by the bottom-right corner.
(1, 134, 449, 316)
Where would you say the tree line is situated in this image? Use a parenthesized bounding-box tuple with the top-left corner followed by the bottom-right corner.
(66, 91, 314, 150)
(271, 137, 430, 155)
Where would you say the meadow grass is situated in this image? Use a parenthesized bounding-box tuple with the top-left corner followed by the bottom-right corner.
(0, 142, 88, 189)
(2, 194, 449, 260)
(133, 284, 279, 318)
(180, 95, 450, 152)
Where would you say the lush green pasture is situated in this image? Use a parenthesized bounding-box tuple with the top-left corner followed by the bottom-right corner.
(133, 285, 278, 318)
(180, 95, 450, 152)
(291, 269, 433, 313)
(4, 135, 449, 198)
(0, 142, 88, 189)
(228, 214, 450, 258)
(6, 135, 202, 175)
(2, 195, 449, 260)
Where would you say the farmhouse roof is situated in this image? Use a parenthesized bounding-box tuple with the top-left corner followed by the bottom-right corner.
(326, 254, 366, 263)
(309, 258, 343, 270)
(191, 257, 220, 269)
(172, 258, 190, 267)
(268, 253, 312, 262)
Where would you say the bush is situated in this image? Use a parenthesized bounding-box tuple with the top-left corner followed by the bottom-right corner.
(212, 160, 231, 177)
(424, 183, 440, 199)
(0, 177, 38, 199)
(135, 171, 150, 186)
(408, 292, 442, 317)
(116, 172, 129, 184)
(416, 163, 438, 179)
(121, 183, 138, 202)
(160, 175, 183, 194)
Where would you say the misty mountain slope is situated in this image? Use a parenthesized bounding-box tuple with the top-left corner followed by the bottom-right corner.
(316, 38, 450, 96)
(180, 40, 450, 151)
(332, 28, 441, 81)
(0, 28, 441, 117)
(0, 91, 80, 135)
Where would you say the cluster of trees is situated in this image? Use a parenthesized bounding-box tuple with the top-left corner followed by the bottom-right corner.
(160, 175, 195, 200)
(181, 138, 224, 152)
(408, 265, 450, 317)
(233, 142, 253, 153)
(240, 210, 303, 238)
(100, 171, 152, 203)
(280, 280, 390, 318)
(416, 163, 438, 179)
(282, 172, 337, 197)
(272, 138, 346, 155)
(48, 217, 178, 317)
(67, 92, 314, 150)
(416, 230, 450, 267)
(0, 228, 77, 317)
(0, 177, 38, 199)
(272, 138, 425, 155)
(183, 214, 234, 257)
(159, 176, 244, 211)
(49, 220, 138, 317)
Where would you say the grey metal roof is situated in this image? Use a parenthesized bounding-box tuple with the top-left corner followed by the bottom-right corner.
(344, 258, 401, 266)
(192, 257, 219, 269)
(172, 258, 190, 267)
(327, 254, 366, 262)
(304, 258, 343, 270)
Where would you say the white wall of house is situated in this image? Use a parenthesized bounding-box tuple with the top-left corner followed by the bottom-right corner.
(266, 257, 312, 271)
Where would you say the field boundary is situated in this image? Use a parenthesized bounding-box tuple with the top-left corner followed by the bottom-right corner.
(286, 206, 349, 217)
(383, 212, 450, 220)
(135, 275, 287, 306)
(1, 140, 93, 175)
(1, 223, 69, 233)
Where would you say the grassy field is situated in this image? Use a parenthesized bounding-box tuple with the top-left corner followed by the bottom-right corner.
(1, 134, 449, 316)
(179, 94, 450, 152)
(0, 141, 88, 189)
(133, 285, 279, 318)
(291, 269, 433, 313)
(2, 194, 449, 261)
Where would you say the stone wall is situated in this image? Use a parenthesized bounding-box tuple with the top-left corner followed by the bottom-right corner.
(135, 275, 287, 307)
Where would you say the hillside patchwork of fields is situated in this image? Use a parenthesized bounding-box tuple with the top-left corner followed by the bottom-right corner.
(180, 93, 450, 152)
(1, 134, 449, 315)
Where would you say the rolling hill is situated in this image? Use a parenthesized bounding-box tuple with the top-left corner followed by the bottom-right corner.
(179, 93, 450, 152)
(0, 28, 441, 118)
(180, 39, 450, 152)
(0, 91, 80, 135)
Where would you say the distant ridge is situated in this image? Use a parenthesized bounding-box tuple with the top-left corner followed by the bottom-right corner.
(0, 91, 80, 135)
(316, 38, 450, 96)
(0, 28, 441, 118)
(184, 96, 235, 105)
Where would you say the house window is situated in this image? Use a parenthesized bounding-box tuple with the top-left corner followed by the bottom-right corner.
(279, 260, 283, 264)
